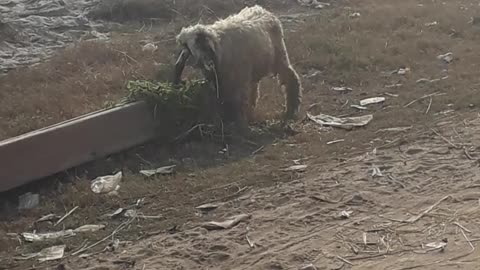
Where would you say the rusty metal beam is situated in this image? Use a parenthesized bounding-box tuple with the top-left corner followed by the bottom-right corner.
(0, 101, 159, 192)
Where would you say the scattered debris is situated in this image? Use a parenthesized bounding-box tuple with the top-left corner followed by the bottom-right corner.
(218, 145, 229, 155)
(18, 192, 39, 210)
(22, 230, 75, 242)
(297, 0, 330, 9)
(195, 203, 221, 211)
(349, 12, 361, 18)
(351, 105, 367, 110)
(282, 164, 308, 172)
(36, 214, 60, 223)
(384, 92, 399, 97)
(404, 92, 446, 108)
(376, 126, 413, 133)
(339, 210, 353, 219)
(107, 208, 125, 218)
(382, 67, 410, 76)
(139, 165, 176, 177)
(385, 83, 403, 88)
(310, 194, 343, 204)
(307, 113, 373, 130)
(437, 52, 453, 63)
(252, 145, 265, 156)
(397, 67, 410, 75)
(425, 241, 447, 250)
(327, 139, 345, 145)
(124, 209, 138, 218)
(142, 43, 157, 53)
(360, 97, 385, 106)
(246, 235, 255, 248)
(91, 172, 122, 194)
(304, 69, 322, 79)
(73, 224, 106, 233)
(371, 166, 384, 177)
(425, 21, 438, 26)
(416, 76, 448, 84)
(388, 195, 451, 223)
(55, 206, 79, 227)
(332, 86, 353, 92)
(203, 214, 251, 230)
(124, 209, 162, 219)
(22, 245, 66, 262)
(300, 263, 318, 270)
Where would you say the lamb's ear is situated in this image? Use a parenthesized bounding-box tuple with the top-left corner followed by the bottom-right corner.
(173, 46, 190, 85)
(195, 32, 216, 57)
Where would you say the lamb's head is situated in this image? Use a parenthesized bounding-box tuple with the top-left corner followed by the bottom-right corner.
(173, 25, 219, 85)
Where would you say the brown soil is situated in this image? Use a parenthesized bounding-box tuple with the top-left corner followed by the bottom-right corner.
(2, 0, 480, 269)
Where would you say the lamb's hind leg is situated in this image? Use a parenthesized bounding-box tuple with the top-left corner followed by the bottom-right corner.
(247, 81, 260, 122)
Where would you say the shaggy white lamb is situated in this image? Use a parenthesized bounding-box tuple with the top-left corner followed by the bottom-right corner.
(173, 5, 302, 127)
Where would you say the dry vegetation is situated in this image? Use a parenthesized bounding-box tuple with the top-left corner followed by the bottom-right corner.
(2, 0, 480, 269)
(0, 36, 171, 140)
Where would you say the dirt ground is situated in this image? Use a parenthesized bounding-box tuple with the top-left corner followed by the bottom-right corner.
(2, 0, 480, 269)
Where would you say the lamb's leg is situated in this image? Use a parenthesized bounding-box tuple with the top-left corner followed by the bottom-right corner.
(279, 64, 302, 119)
(247, 81, 260, 122)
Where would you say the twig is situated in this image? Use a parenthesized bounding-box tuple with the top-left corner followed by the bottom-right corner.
(336, 255, 353, 266)
(71, 218, 134, 256)
(55, 206, 79, 227)
(251, 146, 264, 156)
(173, 124, 205, 142)
(388, 174, 406, 189)
(246, 235, 255, 248)
(459, 228, 475, 252)
(404, 92, 445, 108)
(430, 128, 460, 149)
(453, 222, 472, 233)
(327, 139, 345, 145)
(406, 195, 451, 223)
(113, 49, 139, 64)
(388, 195, 451, 224)
(425, 96, 432, 114)
(346, 249, 406, 261)
(464, 148, 474, 160)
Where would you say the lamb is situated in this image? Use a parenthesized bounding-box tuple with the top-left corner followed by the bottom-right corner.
(172, 5, 302, 128)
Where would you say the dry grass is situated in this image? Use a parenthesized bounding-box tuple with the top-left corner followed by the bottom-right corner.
(0, 34, 176, 140)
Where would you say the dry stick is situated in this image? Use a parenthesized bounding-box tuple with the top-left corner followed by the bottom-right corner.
(460, 228, 475, 252)
(430, 128, 460, 149)
(453, 222, 472, 233)
(403, 195, 451, 223)
(425, 96, 433, 114)
(464, 148, 474, 160)
(336, 255, 354, 266)
(113, 49, 139, 64)
(71, 218, 134, 256)
(246, 235, 255, 248)
(404, 92, 445, 108)
(173, 124, 205, 142)
(55, 206, 79, 227)
(251, 145, 265, 156)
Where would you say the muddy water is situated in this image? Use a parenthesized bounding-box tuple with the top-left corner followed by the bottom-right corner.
(0, 0, 108, 73)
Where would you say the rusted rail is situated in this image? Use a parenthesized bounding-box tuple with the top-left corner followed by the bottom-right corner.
(0, 101, 159, 192)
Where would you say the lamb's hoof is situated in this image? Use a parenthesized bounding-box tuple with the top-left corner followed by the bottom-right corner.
(283, 122, 300, 136)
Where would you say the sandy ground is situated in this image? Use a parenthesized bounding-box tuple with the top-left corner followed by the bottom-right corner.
(58, 111, 480, 270)
(2, 0, 480, 269)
